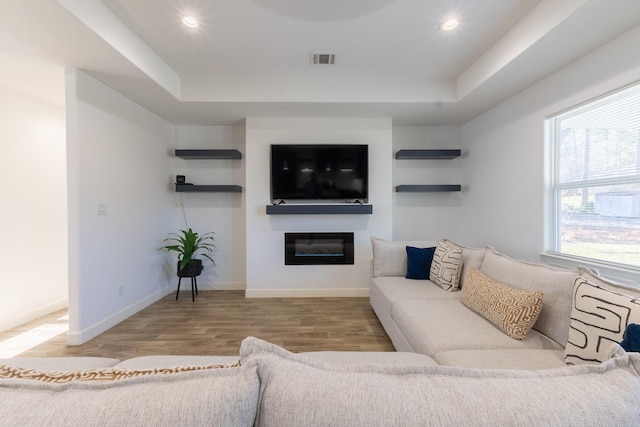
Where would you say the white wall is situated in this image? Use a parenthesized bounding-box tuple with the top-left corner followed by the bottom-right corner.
(461, 24, 640, 283)
(245, 117, 393, 297)
(392, 126, 463, 242)
(174, 125, 246, 289)
(65, 70, 176, 345)
(0, 85, 67, 332)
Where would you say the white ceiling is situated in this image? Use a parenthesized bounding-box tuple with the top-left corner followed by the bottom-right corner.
(1, 0, 640, 125)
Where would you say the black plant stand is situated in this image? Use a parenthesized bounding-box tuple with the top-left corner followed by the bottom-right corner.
(176, 260, 203, 302)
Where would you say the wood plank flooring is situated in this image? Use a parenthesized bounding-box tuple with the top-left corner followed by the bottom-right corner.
(1, 291, 395, 360)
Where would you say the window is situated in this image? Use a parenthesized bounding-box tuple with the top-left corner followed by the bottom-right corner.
(549, 82, 640, 269)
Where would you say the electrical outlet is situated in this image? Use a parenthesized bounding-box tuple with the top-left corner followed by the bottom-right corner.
(117, 285, 124, 297)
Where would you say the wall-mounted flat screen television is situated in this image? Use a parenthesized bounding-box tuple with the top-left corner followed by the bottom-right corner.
(271, 144, 368, 202)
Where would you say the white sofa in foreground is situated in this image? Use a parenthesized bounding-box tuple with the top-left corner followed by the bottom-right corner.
(1, 337, 640, 426)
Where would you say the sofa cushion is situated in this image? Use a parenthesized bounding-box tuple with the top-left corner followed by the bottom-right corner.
(370, 276, 462, 314)
(370, 289, 421, 352)
(0, 362, 259, 427)
(442, 239, 486, 287)
(429, 241, 463, 291)
(405, 246, 436, 280)
(0, 357, 120, 371)
(577, 266, 640, 298)
(0, 361, 240, 383)
(370, 237, 438, 277)
(462, 268, 543, 340)
(434, 349, 566, 370)
(300, 351, 438, 366)
(240, 337, 640, 427)
(391, 299, 561, 357)
(115, 355, 240, 369)
(565, 277, 640, 365)
(479, 247, 577, 346)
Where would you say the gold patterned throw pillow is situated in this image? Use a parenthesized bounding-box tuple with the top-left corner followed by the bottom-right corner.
(462, 268, 543, 340)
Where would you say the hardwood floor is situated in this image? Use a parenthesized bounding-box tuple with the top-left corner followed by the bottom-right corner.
(1, 291, 395, 360)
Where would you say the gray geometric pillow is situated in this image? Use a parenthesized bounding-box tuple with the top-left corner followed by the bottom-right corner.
(429, 241, 463, 292)
(564, 277, 640, 365)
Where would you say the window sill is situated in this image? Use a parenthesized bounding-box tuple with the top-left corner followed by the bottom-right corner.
(540, 252, 640, 288)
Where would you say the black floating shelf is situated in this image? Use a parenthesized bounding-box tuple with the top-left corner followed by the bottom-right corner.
(266, 204, 373, 215)
(175, 149, 242, 159)
(176, 184, 242, 193)
(395, 185, 461, 192)
(395, 149, 461, 159)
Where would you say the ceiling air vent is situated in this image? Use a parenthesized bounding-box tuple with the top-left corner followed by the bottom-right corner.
(310, 53, 336, 65)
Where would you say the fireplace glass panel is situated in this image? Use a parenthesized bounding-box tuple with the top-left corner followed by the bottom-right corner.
(285, 232, 354, 265)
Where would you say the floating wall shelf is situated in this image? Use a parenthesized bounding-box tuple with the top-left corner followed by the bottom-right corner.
(266, 204, 373, 215)
(395, 185, 461, 192)
(175, 149, 242, 159)
(394, 148, 461, 192)
(173, 149, 242, 193)
(176, 184, 242, 193)
(395, 149, 461, 159)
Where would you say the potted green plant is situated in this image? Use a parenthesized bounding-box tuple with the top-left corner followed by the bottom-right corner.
(160, 228, 215, 276)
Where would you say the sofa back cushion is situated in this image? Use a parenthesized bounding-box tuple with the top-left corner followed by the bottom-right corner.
(0, 357, 120, 371)
(240, 337, 640, 427)
(442, 239, 486, 287)
(577, 266, 640, 299)
(0, 363, 259, 427)
(565, 277, 640, 365)
(479, 247, 578, 346)
(370, 237, 438, 277)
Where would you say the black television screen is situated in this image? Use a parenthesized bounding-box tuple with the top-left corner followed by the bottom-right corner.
(271, 144, 368, 201)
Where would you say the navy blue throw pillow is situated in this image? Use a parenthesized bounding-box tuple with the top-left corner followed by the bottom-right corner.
(405, 246, 436, 280)
(620, 323, 640, 352)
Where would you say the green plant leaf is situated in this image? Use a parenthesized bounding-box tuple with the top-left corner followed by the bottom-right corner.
(161, 228, 216, 269)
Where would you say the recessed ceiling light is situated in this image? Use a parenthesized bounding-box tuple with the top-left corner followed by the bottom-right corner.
(182, 16, 199, 28)
(440, 18, 459, 31)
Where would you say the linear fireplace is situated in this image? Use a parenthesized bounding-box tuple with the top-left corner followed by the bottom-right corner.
(284, 232, 354, 265)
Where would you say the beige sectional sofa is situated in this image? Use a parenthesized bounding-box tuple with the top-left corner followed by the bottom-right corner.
(2, 239, 640, 425)
(370, 237, 640, 370)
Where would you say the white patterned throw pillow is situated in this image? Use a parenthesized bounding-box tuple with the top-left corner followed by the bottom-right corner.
(429, 241, 463, 291)
(565, 277, 640, 365)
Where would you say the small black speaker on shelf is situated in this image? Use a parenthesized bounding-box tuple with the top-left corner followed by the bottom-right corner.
(176, 175, 186, 184)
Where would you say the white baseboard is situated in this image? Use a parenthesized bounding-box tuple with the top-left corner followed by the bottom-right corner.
(0, 298, 68, 333)
(193, 281, 246, 291)
(245, 288, 370, 298)
(66, 284, 367, 344)
(66, 288, 169, 346)
(68, 283, 245, 345)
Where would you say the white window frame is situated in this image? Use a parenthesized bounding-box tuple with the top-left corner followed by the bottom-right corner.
(547, 82, 640, 272)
